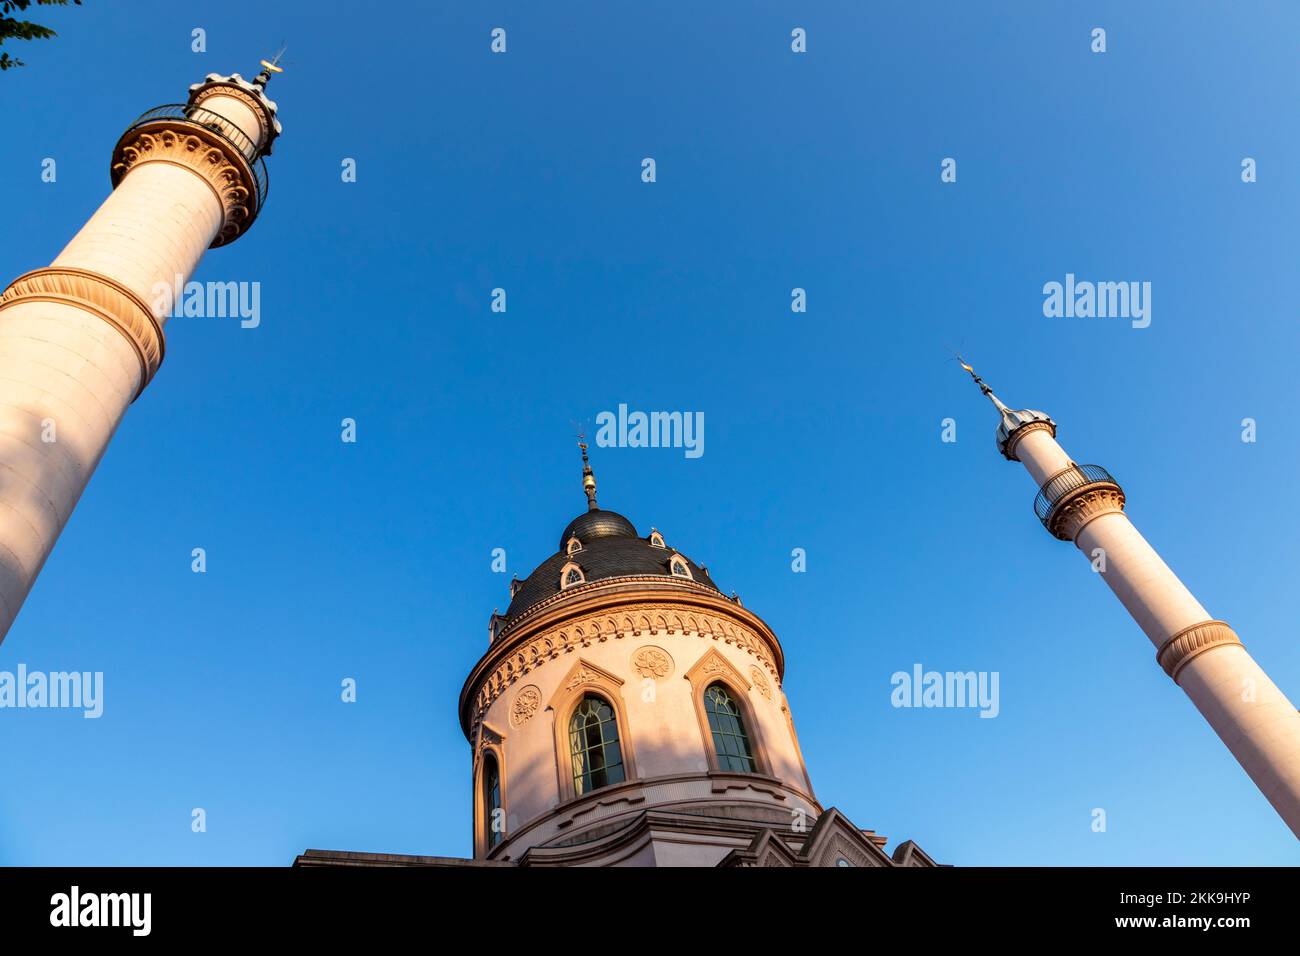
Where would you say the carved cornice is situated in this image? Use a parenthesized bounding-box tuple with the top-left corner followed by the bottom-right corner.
(459, 587, 785, 739)
(0, 266, 165, 399)
(496, 573, 726, 641)
(1156, 620, 1243, 683)
(1047, 483, 1125, 541)
(110, 125, 259, 247)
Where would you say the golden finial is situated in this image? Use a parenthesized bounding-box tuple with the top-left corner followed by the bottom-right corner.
(254, 44, 287, 86)
(578, 436, 598, 511)
(955, 353, 1012, 414)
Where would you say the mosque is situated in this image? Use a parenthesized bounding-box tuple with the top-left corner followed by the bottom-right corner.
(298, 447, 941, 867)
(2, 64, 1297, 866)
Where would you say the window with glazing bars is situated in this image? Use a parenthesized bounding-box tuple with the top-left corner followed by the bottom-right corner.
(483, 752, 502, 849)
(569, 694, 626, 794)
(704, 683, 756, 772)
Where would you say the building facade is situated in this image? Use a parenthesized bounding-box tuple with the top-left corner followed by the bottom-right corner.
(297, 451, 938, 867)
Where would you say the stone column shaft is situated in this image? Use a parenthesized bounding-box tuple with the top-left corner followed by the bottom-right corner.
(1020, 427, 1300, 838)
(0, 72, 277, 644)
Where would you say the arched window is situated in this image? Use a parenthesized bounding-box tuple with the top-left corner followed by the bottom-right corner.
(566, 535, 583, 555)
(560, 561, 584, 588)
(482, 752, 503, 849)
(703, 683, 756, 772)
(568, 694, 625, 795)
(670, 556, 691, 579)
(649, 530, 666, 548)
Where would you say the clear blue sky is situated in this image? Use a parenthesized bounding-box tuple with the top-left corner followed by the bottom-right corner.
(0, 1, 1297, 865)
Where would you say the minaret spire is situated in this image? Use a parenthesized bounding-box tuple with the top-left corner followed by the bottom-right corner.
(0, 66, 284, 645)
(579, 441, 598, 511)
(956, 357, 1056, 463)
(966, 367, 1300, 839)
(958, 357, 1010, 414)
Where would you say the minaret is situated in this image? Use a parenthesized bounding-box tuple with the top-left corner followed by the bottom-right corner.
(0, 62, 283, 644)
(962, 360, 1300, 838)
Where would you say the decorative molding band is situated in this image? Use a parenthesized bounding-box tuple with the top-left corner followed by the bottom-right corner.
(1048, 483, 1126, 542)
(463, 599, 783, 737)
(1004, 420, 1055, 462)
(110, 125, 258, 247)
(1156, 620, 1243, 683)
(0, 266, 165, 399)
(495, 573, 726, 643)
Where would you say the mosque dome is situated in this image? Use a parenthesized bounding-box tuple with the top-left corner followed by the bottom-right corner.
(500, 447, 722, 625)
(505, 507, 720, 624)
(559, 509, 638, 547)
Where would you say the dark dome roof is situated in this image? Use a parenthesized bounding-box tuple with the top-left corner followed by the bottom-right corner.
(503, 508, 720, 624)
(560, 509, 638, 549)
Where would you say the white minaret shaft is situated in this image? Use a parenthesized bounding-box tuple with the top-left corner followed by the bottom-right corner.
(0, 69, 282, 644)
(965, 363, 1300, 839)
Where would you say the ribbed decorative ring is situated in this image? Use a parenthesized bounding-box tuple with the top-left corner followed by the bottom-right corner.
(0, 266, 165, 400)
(1155, 620, 1242, 682)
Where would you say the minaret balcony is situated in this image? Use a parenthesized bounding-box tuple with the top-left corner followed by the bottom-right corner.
(1033, 464, 1125, 540)
(113, 104, 269, 215)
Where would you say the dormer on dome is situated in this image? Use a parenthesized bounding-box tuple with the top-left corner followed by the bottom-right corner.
(559, 561, 585, 588)
(648, 529, 666, 548)
(669, 553, 692, 579)
(509, 577, 523, 599)
(565, 535, 583, 555)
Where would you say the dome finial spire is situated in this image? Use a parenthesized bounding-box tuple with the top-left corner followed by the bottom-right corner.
(254, 44, 287, 88)
(957, 355, 1009, 413)
(956, 355, 1057, 461)
(579, 439, 598, 511)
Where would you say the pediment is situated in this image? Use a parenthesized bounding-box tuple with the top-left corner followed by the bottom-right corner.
(800, 807, 893, 868)
(547, 657, 625, 711)
(684, 647, 751, 692)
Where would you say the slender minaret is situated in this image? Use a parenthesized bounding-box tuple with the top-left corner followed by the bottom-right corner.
(0, 62, 284, 644)
(962, 360, 1300, 838)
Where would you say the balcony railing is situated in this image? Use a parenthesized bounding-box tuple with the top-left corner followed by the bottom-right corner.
(119, 104, 269, 212)
(1033, 464, 1119, 525)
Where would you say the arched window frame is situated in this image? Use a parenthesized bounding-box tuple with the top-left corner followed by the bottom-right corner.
(565, 535, 583, 555)
(683, 651, 772, 776)
(668, 553, 692, 579)
(648, 529, 666, 549)
(559, 561, 585, 589)
(547, 659, 638, 802)
(472, 724, 508, 859)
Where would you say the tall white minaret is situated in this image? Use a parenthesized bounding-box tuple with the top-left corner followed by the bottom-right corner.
(962, 361, 1300, 839)
(0, 62, 283, 644)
